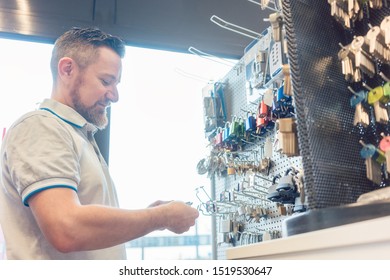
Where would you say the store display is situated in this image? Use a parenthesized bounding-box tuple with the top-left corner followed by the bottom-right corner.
(196, 0, 390, 259)
(195, 0, 305, 260)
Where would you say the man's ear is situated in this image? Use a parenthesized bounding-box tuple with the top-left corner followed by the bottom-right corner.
(58, 57, 75, 81)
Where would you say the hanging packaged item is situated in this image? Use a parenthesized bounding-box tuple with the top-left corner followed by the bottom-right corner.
(245, 112, 256, 132)
(277, 117, 299, 156)
(243, 28, 273, 104)
(202, 82, 227, 139)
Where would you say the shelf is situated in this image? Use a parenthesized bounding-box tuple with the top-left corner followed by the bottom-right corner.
(226, 214, 390, 260)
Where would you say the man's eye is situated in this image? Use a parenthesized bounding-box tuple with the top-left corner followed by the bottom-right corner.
(101, 79, 109, 86)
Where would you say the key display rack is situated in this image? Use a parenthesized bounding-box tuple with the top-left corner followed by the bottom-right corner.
(197, 0, 390, 259)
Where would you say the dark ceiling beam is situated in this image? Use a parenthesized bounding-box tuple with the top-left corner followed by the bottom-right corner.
(0, 0, 273, 59)
(93, 0, 116, 25)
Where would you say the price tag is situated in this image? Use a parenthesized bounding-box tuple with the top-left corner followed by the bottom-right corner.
(264, 137, 273, 158)
(263, 88, 274, 107)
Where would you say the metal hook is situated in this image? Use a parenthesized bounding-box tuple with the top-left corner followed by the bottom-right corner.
(254, 173, 273, 183)
(197, 203, 213, 216)
(241, 138, 257, 145)
(251, 184, 269, 195)
(347, 86, 359, 96)
(362, 82, 373, 91)
(195, 186, 212, 204)
(243, 190, 269, 203)
(379, 72, 390, 82)
(188, 46, 237, 67)
(210, 15, 262, 40)
(233, 190, 258, 200)
(247, 0, 261, 6)
(174, 67, 214, 83)
(251, 133, 267, 140)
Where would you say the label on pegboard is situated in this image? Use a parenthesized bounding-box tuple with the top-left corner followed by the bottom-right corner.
(269, 41, 283, 78)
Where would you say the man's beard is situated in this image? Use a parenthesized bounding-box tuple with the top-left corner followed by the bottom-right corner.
(71, 79, 109, 130)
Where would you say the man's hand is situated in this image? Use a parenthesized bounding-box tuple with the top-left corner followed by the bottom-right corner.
(161, 201, 199, 234)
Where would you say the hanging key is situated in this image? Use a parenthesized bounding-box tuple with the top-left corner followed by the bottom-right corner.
(353, 0, 363, 18)
(282, 64, 292, 96)
(365, 26, 390, 63)
(350, 36, 376, 78)
(368, 83, 389, 103)
(379, 133, 390, 174)
(369, 0, 383, 9)
(384, 80, 390, 100)
(338, 46, 353, 81)
(360, 140, 384, 185)
(379, 133, 390, 153)
(379, 72, 390, 102)
(385, 149, 390, 175)
(348, 86, 370, 127)
(329, 0, 353, 29)
(360, 140, 386, 164)
(345, 0, 360, 21)
(338, 44, 361, 82)
(269, 12, 283, 42)
(364, 83, 389, 124)
(365, 157, 382, 185)
(380, 16, 390, 46)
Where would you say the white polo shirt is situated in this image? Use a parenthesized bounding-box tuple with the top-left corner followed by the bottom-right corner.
(0, 98, 127, 259)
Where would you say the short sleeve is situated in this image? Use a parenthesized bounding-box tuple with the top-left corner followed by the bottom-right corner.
(4, 113, 80, 206)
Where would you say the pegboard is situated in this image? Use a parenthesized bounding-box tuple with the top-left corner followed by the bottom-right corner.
(282, 0, 390, 210)
(210, 52, 302, 259)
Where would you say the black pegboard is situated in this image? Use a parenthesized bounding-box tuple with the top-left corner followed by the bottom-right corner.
(282, 0, 390, 209)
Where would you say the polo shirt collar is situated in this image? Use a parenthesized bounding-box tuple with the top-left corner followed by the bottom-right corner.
(39, 98, 98, 134)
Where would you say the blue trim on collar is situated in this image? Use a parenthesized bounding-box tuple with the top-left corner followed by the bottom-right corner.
(40, 108, 83, 128)
(23, 185, 78, 207)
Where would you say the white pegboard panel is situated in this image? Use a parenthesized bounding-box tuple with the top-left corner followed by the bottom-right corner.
(211, 44, 302, 260)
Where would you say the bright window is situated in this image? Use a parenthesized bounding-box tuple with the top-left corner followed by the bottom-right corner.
(110, 46, 233, 259)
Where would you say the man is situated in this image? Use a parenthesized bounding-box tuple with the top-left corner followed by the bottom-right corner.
(0, 27, 199, 259)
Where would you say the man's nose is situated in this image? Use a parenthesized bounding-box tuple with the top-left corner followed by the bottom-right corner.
(107, 87, 119, 103)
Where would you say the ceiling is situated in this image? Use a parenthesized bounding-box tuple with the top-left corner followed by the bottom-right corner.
(0, 0, 274, 59)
